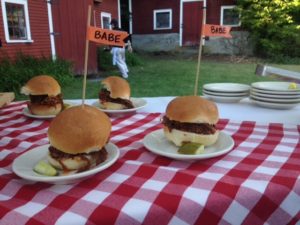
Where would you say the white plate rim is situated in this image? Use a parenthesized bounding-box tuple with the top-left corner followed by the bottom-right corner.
(251, 81, 300, 92)
(251, 87, 300, 95)
(250, 94, 300, 103)
(203, 93, 247, 103)
(250, 97, 299, 109)
(12, 143, 119, 183)
(250, 89, 300, 99)
(203, 83, 250, 93)
(203, 89, 249, 97)
(143, 129, 234, 160)
(22, 101, 77, 119)
(92, 97, 147, 113)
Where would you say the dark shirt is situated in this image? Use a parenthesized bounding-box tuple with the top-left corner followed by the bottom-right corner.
(111, 27, 130, 48)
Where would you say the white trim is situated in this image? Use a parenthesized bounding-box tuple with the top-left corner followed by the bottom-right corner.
(118, 0, 121, 27)
(47, 1, 56, 60)
(100, 12, 111, 29)
(1, 0, 32, 43)
(220, 5, 241, 27)
(179, 0, 205, 46)
(153, 9, 172, 30)
(129, 0, 132, 34)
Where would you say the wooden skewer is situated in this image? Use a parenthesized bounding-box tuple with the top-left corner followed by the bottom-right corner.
(82, 5, 92, 106)
(194, 6, 207, 96)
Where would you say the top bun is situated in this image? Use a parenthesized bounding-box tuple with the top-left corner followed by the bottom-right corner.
(21, 75, 61, 96)
(101, 76, 130, 99)
(165, 96, 219, 124)
(48, 105, 111, 154)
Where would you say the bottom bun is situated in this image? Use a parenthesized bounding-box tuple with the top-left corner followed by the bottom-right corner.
(163, 127, 219, 146)
(101, 101, 125, 110)
(28, 102, 62, 115)
(48, 153, 97, 171)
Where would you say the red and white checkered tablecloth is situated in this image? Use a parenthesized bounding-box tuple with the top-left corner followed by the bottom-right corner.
(0, 102, 300, 225)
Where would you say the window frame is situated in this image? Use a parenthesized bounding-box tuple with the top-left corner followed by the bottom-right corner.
(153, 9, 172, 30)
(1, 0, 33, 43)
(100, 12, 111, 29)
(220, 5, 241, 27)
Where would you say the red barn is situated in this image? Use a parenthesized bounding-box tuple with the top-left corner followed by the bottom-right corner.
(128, 0, 243, 53)
(0, 0, 120, 74)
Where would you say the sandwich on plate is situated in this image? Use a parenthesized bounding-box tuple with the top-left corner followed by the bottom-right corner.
(20, 75, 63, 115)
(99, 76, 134, 110)
(46, 105, 111, 173)
(162, 96, 219, 154)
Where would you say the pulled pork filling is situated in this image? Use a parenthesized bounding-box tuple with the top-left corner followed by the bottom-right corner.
(49, 146, 108, 172)
(29, 94, 63, 107)
(162, 116, 217, 135)
(99, 89, 134, 109)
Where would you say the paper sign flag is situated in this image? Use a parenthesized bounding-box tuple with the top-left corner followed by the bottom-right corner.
(87, 26, 129, 47)
(203, 24, 232, 38)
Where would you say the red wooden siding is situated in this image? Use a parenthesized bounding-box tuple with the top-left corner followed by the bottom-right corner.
(0, 1, 51, 60)
(52, 0, 119, 74)
(132, 0, 180, 34)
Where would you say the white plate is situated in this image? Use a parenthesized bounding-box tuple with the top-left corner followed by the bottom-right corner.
(250, 97, 300, 109)
(250, 93, 300, 103)
(251, 82, 300, 92)
(250, 89, 300, 99)
(23, 107, 56, 119)
(92, 98, 147, 114)
(251, 87, 300, 95)
(203, 89, 249, 97)
(22, 101, 77, 119)
(203, 83, 250, 93)
(203, 93, 247, 103)
(143, 129, 234, 160)
(12, 143, 119, 184)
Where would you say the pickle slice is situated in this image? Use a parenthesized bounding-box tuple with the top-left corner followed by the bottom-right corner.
(34, 161, 57, 176)
(178, 142, 205, 155)
(288, 82, 298, 90)
(63, 103, 71, 110)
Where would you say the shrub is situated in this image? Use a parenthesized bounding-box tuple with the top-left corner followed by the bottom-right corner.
(237, 0, 300, 59)
(0, 53, 73, 96)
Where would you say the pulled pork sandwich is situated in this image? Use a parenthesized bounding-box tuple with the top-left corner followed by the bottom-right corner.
(162, 96, 219, 147)
(99, 76, 134, 110)
(20, 75, 63, 115)
(47, 105, 111, 172)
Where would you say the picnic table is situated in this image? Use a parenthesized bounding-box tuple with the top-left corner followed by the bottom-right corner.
(0, 97, 299, 224)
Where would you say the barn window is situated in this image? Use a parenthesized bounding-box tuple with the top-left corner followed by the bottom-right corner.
(220, 5, 240, 27)
(101, 12, 111, 29)
(1, 0, 32, 43)
(153, 9, 172, 30)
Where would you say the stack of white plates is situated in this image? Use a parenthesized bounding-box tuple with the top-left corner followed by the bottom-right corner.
(250, 81, 300, 109)
(203, 83, 250, 103)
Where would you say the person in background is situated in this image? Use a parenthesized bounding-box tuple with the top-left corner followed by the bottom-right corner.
(110, 19, 132, 79)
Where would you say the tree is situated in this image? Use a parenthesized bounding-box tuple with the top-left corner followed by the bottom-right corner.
(237, 0, 300, 59)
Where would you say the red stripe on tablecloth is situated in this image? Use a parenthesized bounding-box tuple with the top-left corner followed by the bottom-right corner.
(0, 101, 25, 111)
(199, 123, 284, 224)
(0, 113, 24, 124)
(89, 163, 160, 224)
(194, 121, 258, 223)
(243, 125, 300, 224)
(144, 170, 197, 224)
(0, 182, 51, 220)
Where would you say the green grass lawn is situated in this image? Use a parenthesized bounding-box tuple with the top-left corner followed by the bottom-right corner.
(15, 53, 288, 100)
(60, 54, 275, 99)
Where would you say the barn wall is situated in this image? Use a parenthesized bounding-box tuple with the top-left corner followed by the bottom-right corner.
(0, 0, 51, 60)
